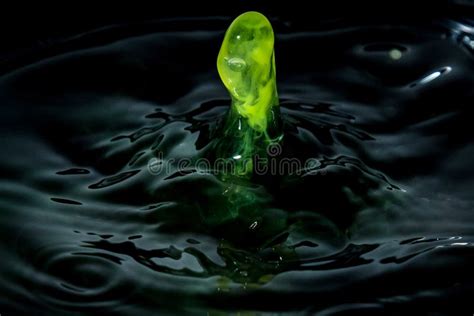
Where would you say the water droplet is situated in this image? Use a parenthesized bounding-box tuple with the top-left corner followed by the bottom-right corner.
(226, 57, 246, 72)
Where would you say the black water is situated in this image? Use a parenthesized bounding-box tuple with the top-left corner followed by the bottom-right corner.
(1, 15, 474, 315)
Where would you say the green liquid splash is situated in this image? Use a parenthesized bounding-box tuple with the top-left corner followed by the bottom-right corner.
(217, 11, 279, 133)
(215, 11, 282, 178)
(202, 12, 288, 242)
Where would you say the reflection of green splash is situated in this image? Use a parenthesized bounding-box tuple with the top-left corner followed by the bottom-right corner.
(215, 11, 282, 178)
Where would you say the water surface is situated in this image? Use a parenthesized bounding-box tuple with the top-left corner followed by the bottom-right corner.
(0, 16, 473, 315)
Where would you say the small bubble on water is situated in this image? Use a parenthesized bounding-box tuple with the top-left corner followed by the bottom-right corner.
(389, 49, 403, 60)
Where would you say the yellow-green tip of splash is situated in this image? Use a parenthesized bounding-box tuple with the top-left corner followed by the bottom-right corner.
(217, 11, 278, 133)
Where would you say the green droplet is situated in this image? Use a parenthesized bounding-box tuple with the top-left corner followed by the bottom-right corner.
(214, 11, 282, 180)
(206, 12, 283, 226)
(217, 11, 279, 133)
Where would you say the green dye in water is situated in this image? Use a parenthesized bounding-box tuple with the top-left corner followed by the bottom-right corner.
(203, 12, 286, 234)
(215, 11, 282, 179)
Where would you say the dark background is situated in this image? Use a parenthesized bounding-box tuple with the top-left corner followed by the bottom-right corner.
(1, 0, 473, 54)
(0, 1, 473, 89)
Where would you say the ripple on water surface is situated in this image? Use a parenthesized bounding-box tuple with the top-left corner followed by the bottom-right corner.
(0, 17, 473, 315)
